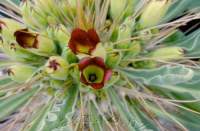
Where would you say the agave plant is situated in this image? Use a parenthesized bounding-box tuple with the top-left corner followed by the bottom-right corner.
(0, 0, 200, 130)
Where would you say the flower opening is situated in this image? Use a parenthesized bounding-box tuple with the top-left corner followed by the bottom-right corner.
(14, 29, 38, 49)
(79, 57, 112, 89)
(68, 28, 100, 55)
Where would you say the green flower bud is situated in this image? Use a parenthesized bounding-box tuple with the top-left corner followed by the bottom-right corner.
(35, 35, 56, 54)
(54, 26, 70, 48)
(45, 56, 68, 80)
(118, 17, 135, 42)
(62, 49, 79, 64)
(50, 79, 64, 89)
(0, 18, 23, 43)
(150, 47, 184, 60)
(124, 41, 141, 58)
(125, 0, 138, 17)
(7, 64, 36, 83)
(132, 60, 157, 69)
(110, 0, 126, 19)
(91, 43, 107, 60)
(140, 0, 172, 28)
(106, 52, 122, 68)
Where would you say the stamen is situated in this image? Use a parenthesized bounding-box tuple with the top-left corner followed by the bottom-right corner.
(89, 73, 97, 82)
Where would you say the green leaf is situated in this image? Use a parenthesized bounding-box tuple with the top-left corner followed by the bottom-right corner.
(0, 87, 39, 121)
(128, 101, 158, 131)
(173, 110, 200, 131)
(0, 78, 12, 86)
(22, 99, 55, 131)
(106, 87, 144, 131)
(121, 65, 200, 93)
(177, 29, 200, 57)
(147, 102, 200, 131)
(89, 101, 103, 131)
(162, 0, 200, 22)
(42, 83, 79, 131)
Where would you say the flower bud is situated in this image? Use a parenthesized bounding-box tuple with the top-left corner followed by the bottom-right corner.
(124, 41, 141, 58)
(0, 18, 23, 42)
(91, 43, 106, 60)
(14, 29, 56, 55)
(132, 60, 156, 69)
(62, 48, 79, 64)
(110, 0, 126, 19)
(118, 17, 135, 42)
(150, 47, 184, 60)
(7, 64, 36, 83)
(45, 56, 68, 80)
(140, 0, 171, 28)
(106, 52, 122, 68)
(50, 79, 64, 89)
(54, 26, 70, 48)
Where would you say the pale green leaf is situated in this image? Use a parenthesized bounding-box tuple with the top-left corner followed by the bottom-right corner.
(89, 101, 103, 131)
(106, 87, 144, 131)
(42, 83, 79, 131)
(22, 99, 55, 131)
(0, 87, 39, 121)
(121, 65, 200, 93)
(163, 0, 200, 22)
(177, 29, 200, 57)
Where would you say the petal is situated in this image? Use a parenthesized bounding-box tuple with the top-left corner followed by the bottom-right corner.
(92, 57, 106, 69)
(68, 28, 100, 54)
(104, 69, 112, 82)
(71, 28, 88, 41)
(80, 73, 89, 85)
(90, 83, 104, 89)
(87, 29, 100, 44)
(69, 28, 90, 54)
(79, 57, 91, 70)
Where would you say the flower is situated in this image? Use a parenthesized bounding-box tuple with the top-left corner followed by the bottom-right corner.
(14, 29, 38, 48)
(79, 57, 112, 89)
(140, 0, 171, 28)
(45, 56, 69, 80)
(68, 28, 100, 55)
(14, 29, 55, 54)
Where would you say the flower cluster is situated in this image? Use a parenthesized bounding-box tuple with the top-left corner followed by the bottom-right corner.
(0, 0, 199, 130)
(68, 28, 112, 89)
(1, 20, 112, 89)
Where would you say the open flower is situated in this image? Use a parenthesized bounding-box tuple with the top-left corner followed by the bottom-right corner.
(14, 29, 55, 54)
(14, 29, 38, 48)
(68, 28, 100, 55)
(79, 57, 112, 89)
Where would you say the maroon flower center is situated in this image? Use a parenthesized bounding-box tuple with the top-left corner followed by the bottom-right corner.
(48, 60, 60, 71)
